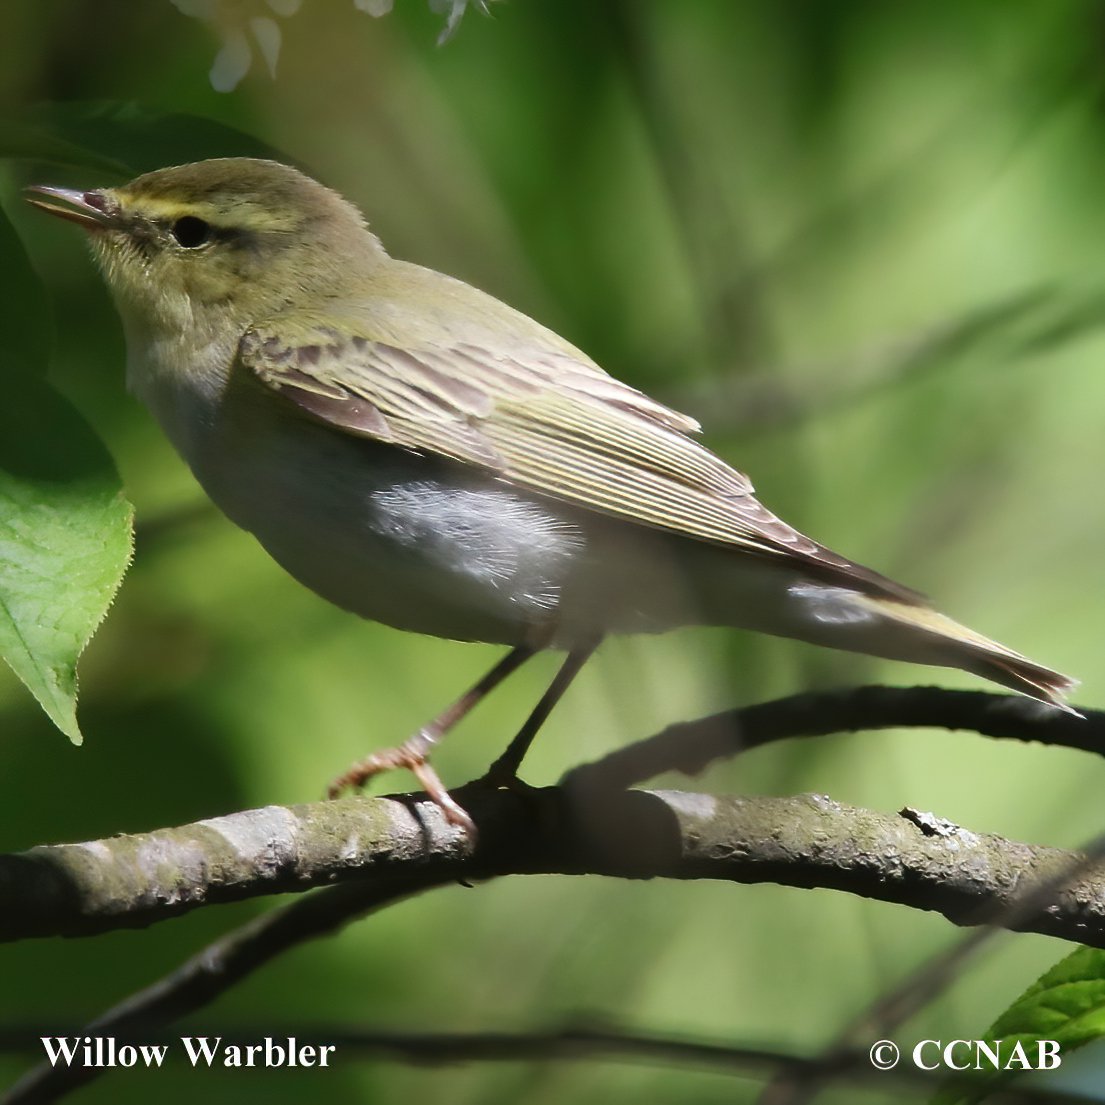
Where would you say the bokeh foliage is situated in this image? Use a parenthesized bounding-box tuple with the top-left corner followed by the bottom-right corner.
(2, 1, 1105, 1102)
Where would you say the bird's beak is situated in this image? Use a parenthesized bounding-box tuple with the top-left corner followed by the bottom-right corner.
(24, 185, 116, 231)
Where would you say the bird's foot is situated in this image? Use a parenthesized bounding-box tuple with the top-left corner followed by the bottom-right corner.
(326, 731, 476, 836)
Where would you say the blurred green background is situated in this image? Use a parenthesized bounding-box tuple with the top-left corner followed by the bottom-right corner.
(2, 1, 1105, 1102)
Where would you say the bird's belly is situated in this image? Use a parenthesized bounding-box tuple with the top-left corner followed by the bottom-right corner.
(153, 370, 782, 647)
(190, 410, 592, 645)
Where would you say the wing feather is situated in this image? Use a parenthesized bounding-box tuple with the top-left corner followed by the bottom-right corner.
(240, 322, 922, 603)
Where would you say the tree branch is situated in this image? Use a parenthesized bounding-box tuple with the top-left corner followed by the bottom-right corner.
(3, 686, 1100, 944)
(4, 685, 1101, 1104)
(5, 782, 1105, 945)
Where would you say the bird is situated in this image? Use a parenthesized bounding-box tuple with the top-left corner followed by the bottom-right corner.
(26, 157, 1076, 831)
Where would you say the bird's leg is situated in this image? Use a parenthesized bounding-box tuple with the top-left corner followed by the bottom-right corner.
(480, 638, 601, 788)
(326, 645, 537, 829)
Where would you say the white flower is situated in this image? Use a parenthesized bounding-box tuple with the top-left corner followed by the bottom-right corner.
(169, 0, 297, 91)
(170, 0, 497, 92)
(357, 0, 494, 40)
(428, 0, 492, 44)
(208, 26, 252, 92)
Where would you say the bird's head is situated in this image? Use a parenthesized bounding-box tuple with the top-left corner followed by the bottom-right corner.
(26, 157, 385, 341)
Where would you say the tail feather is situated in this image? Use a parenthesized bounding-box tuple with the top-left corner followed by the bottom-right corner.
(851, 594, 1077, 710)
(960, 650, 1080, 713)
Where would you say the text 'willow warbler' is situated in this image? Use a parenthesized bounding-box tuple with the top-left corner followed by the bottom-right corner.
(28, 158, 1075, 831)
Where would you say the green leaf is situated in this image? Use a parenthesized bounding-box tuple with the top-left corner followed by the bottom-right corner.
(930, 946, 1105, 1105)
(0, 186, 52, 372)
(8, 102, 287, 178)
(0, 118, 132, 177)
(0, 201, 133, 743)
(0, 382, 133, 743)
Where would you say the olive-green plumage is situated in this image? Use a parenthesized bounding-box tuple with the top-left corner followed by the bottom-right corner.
(28, 158, 1076, 718)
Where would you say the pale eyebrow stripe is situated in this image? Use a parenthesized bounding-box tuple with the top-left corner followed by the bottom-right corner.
(114, 193, 298, 232)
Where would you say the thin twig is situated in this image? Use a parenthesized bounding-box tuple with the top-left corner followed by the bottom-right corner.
(563, 684, 1099, 792)
(756, 825, 1105, 1105)
(0, 878, 434, 1105)
(4, 1016, 1097, 1105)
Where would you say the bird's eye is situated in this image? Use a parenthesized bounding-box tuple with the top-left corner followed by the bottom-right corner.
(171, 215, 212, 248)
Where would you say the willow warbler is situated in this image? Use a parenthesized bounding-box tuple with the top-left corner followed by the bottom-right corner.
(27, 158, 1075, 830)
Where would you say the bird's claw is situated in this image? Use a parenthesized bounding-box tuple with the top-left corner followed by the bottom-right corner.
(326, 735, 476, 837)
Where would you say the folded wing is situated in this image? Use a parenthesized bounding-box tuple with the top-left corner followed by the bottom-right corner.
(240, 319, 923, 604)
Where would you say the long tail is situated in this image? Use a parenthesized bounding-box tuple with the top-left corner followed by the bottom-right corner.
(852, 593, 1078, 710)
